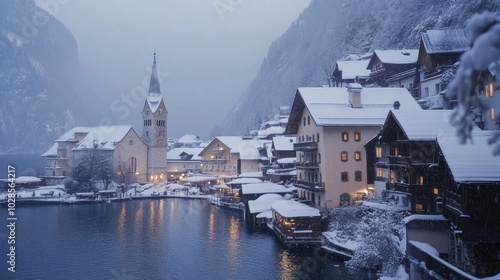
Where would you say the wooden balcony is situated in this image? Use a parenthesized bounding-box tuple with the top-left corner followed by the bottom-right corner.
(201, 158, 228, 164)
(293, 142, 318, 151)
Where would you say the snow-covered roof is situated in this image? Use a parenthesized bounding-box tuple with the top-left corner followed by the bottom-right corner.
(41, 143, 58, 157)
(438, 131, 500, 182)
(258, 126, 285, 137)
(177, 134, 202, 144)
(390, 110, 457, 140)
(14, 176, 41, 183)
(146, 53, 164, 113)
(373, 49, 418, 64)
(273, 136, 295, 151)
(56, 127, 93, 142)
(335, 60, 371, 79)
(403, 214, 448, 225)
(238, 171, 264, 178)
(167, 147, 203, 161)
(211, 137, 268, 160)
(296, 87, 421, 127)
(181, 175, 217, 183)
(73, 126, 135, 150)
(276, 157, 296, 164)
(227, 178, 263, 185)
(248, 193, 286, 214)
(271, 200, 320, 218)
(421, 29, 469, 54)
(241, 182, 295, 195)
(256, 210, 273, 219)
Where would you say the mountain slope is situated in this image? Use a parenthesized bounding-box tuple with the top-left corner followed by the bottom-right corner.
(0, 1, 101, 154)
(218, 0, 500, 136)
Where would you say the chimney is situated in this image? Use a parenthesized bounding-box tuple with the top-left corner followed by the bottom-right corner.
(348, 83, 362, 108)
(393, 101, 401, 110)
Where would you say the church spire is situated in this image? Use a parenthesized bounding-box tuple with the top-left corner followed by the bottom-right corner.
(148, 51, 161, 94)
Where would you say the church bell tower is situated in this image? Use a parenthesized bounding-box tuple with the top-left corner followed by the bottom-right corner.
(141, 52, 168, 182)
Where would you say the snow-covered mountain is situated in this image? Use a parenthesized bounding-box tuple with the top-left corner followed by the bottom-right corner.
(217, 0, 500, 136)
(0, 1, 101, 154)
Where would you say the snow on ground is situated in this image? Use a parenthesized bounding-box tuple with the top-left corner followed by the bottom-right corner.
(1, 185, 66, 200)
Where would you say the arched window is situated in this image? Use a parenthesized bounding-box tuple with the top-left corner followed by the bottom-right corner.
(303, 117, 306, 126)
(340, 193, 351, 206)
(307, 116, 310, 125)
(354, 131, 361, 142)
(354, 151, 362, 161)
(312, 134, 315, 142)
(341, 151, 348, 162)
(317, 133, 320, 142)
(341, 131, 349, 142)
(128, 157, 137, 173)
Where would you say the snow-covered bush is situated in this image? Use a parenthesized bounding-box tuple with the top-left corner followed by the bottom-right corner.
(327, 205, 409, 277)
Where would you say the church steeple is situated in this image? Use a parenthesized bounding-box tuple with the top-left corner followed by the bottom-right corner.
(149, 51, 161, 94)
(146, 52, 163, 113)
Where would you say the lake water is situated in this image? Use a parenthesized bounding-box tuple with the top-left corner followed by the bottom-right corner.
(0, 199, 376, 279)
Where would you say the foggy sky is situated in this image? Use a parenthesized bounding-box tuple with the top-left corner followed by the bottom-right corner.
(39, 0, 310, 140)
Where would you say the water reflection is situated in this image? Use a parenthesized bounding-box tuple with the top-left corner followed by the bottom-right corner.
(117, 202, 127, 242)
(227, 215, 241, 273)
(208, 207, 215, 245)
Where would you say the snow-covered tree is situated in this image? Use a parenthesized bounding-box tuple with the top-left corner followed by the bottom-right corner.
(447, 13, 500, 155)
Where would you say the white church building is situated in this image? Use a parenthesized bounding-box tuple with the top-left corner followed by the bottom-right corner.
(41, 53, 168, 184)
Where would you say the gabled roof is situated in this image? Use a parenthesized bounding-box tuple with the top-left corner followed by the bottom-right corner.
(177, 134, 202, 144)
(272, 136, 295, 151)
(438, 131, 500, 182)
(286, 87, 421, 134)
(198, 136, 269, 160)
(41, 143, 58, 157)
(421, 29, 469, 54)
(167, 147, 203, 161)
(73, 125, 136, 150)
(388, 110, 457, 140)
(56, 127, 93, 142)
(272, 200, 320, 218)
(368, 49, 418, 67)
(335, 60, 371, 79)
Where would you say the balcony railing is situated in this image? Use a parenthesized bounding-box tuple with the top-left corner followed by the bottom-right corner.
(294, 180, 325, 191)
(293, 142, 318, 151)
(201, 159, 228, 164)
(295, 161, 320, 170)
(212, 149, 225, 154)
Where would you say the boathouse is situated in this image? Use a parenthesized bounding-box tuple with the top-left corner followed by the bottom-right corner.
(271, 200, 322, 247)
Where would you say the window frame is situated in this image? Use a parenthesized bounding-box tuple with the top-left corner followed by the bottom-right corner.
(341, 151, 348, 162)
(341, 131, 349, 142)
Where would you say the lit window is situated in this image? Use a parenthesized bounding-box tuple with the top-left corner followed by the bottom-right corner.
(341, 172, 349, 182)
(376, 168, 383, 177)
(433, 188, 439, 195)
(354, 131, 361, 142)
(419, 175, 424, 185)
(354, 151, 362, 161)
(392, 147, 399, 156)
(341, 132, 349, 142)
(491, 108, 496, 120)
(355, 170, 362, 182)
(376, 147, 382, 158)
(486, 83, 494, 97)
(341, 151, 348, 162)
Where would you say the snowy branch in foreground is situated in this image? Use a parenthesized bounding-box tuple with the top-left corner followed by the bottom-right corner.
(446, 13, 500, 155)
